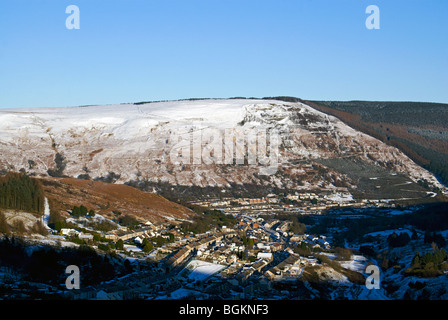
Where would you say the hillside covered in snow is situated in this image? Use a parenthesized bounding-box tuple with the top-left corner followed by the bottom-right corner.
(0, 99, 444, 201)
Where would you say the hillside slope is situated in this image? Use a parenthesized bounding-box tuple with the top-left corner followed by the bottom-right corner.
(305, 100, 448, 186)
(0, 99, 445, 201)
(40, 177, 194, 223)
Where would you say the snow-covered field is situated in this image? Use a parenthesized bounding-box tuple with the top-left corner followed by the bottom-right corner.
(316, 265, 350, 284)
(340, 255, 368, 273)
(124, 244, 142, 252)
(384, 209, 414, 216)
(364, 228, 414, 238)
(325, 193, 354, 203)
(26, 235, 80, 248)
(184, 259, 226, 281)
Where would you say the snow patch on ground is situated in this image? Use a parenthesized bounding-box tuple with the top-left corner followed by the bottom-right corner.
(385, 209, 414, 215)
(340, 255, 368, 273)
(124, 244, 142, 252)
(184, 259, 227, 281)
(365, 228, 413, 238)
(316, 265, 350, 284)
(325, 193, 353, 202)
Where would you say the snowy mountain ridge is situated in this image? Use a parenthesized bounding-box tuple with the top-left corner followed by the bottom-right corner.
(0, 99, 443, 196)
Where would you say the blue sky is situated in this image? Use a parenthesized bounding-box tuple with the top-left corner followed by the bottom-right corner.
(0, 0, 447, 108)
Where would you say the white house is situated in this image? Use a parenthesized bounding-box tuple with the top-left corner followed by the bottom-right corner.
(78, 233, 94, 241)
(61, 228, 80, 237)
(256, 243, 271, 251)
(257, 252, 273, 261)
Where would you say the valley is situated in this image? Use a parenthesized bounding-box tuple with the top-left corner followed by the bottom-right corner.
(0, 98, 447, 301)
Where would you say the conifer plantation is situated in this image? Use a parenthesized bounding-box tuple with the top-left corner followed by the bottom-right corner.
(0, 172, 45, 214)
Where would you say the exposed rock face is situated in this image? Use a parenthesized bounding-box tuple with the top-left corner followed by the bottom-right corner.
(0, 99, 443, 198)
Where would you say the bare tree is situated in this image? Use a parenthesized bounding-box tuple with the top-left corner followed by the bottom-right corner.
(12, 219, 27, 234)
(0, 211, 10, 235)
(31, 220, 48, 236)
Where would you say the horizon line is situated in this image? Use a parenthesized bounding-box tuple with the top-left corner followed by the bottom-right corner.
(1, 96, 448, 111)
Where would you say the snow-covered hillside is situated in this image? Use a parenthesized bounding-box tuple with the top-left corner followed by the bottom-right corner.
(0, 99, 443, 194)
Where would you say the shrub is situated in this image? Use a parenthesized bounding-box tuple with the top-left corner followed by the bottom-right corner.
(335, 247, 352, 261)
(0, 211, 10, 235)
(12, 220, 27, 234)
(360, 245, 376, 257)
(119, 215, 140, 229)
(31, 220, 48, 236)
(388, 232, 411, 248)
(406, 248, 447, 278)
(115, 239, 124, 250)
(97, 243, 110, 251)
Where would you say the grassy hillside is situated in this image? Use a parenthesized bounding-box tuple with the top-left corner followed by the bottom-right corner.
(40, 176, 194, 223)
(303, 100, 448, 186)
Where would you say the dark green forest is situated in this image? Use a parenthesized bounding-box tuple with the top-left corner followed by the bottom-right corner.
(309, 101, 448, 127)
(307, 100, 448, 186)
(0, 172, 45, 214)
(180, 209, 237, 234)
(306, 202, 448, 246)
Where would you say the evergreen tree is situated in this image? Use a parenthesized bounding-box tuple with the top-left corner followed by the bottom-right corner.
(411, 252, 421, 268)
(0, 172, 44, 214)
(434, 248, 447, 265)
(49, 209, 66, 231)
(124, 259, 132, 273)
(422, 252, 433, 265)
(242, 234, 248, 246)
(143, 241, 153, 252)
(79, 205, 88, 216)
(115, 239, 124, 250)
(72, 206, 80, 217)
(167, 233, 175, 243)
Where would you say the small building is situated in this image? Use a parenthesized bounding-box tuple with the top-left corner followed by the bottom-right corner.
(61, 228, 80, 237)
(78, 233, 94, 241)
(104, 233, 118, 241)
(270, 243, 283, 252)
(257, 252, 273, 261)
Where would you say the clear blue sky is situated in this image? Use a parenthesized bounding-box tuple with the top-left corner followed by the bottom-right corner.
(0, 0, 447, 109)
